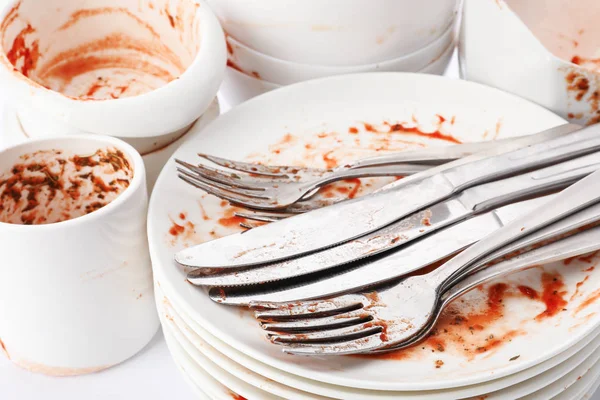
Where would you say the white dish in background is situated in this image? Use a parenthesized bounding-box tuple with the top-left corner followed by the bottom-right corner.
(418, 41, 456, 76)
(225, 20, 457, 85)
(219, 66, 280, 107)
(1, 99, 220, 193)
(207, 0, 459, 66)
(156, 273, 600, 400)
(0, 136, 157, 376)
(0, 0, 226, 139)
(147, 73, 600, 392)
(460, 0, 600, 126)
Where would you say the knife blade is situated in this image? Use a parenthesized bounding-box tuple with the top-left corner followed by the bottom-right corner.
(175, 123, 584, 269)
(209, 196, 600, 306)
(188, 151, 600, 285)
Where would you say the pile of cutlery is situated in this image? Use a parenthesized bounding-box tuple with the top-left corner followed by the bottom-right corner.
(174, 123, 600, 355)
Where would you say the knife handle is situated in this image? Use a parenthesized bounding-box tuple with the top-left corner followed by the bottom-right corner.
(426, 168, 600, 288)
(457, 151, 600, 212)
(442, 123, 600, 191)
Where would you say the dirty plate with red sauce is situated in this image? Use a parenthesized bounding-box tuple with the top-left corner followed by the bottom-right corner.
(148, 73, 600, 392)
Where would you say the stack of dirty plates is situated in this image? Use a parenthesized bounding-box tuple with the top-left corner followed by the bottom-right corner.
(209, 0, 461, 105)
(148, 74, 600, 399)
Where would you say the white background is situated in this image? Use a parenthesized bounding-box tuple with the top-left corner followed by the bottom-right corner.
(0, 50, 599, 399)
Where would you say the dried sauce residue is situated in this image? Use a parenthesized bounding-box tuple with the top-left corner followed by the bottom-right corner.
(218, 207, 247, 229)
(0, 338, 9, 359)
(229, 392, 247, 400)
(1, 3, 199, 100)
(575, 289, 600, 316)
(564, 69, 600, 125)
(0, 148, 132, 225)
(370, 272, 569, 361)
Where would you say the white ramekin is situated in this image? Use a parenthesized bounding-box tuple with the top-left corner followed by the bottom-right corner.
(0, 135, 158, 376)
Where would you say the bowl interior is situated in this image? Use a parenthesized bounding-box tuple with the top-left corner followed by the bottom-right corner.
(506, 0, 600, 71)
(0, 137, 135, 225)
(0, 0, 202, 100)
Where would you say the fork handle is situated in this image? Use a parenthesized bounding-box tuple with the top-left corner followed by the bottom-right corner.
(441, 225, 600, 306)
(426, 168, 600, 288)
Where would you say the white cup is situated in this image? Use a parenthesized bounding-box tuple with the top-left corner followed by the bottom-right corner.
(0, 135, 158, 376)
(0, 0, 226, 139)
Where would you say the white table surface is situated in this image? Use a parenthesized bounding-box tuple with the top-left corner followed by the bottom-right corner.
(1, 50, 598, 400)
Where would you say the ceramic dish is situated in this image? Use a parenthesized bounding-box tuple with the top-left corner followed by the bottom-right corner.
(207, 0, 459, 66)
(225, 20, 457, 85)
(0, 0, 226, 138)
(520, 347, 600, 400)
(219, 67, 281, 107)
(460, 0, 600, 126)
(156, 275, 600, 400)
(0, 135, 157, 375)
(0, 99, 220, 192)
(419, 41, 456, 76)
(146, 73, 600, 392)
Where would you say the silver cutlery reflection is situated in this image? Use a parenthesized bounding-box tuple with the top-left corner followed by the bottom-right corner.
(252, 169, 600, 355)
(177, 162, 429, 210)
(175, 124, 592, 270)
(261, 225, 600, 355)
(189, 150, 600, 283)
(178, 136, 568, 210)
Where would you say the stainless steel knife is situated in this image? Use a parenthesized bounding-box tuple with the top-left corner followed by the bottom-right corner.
(188, 151, 600, 285)
(175, 123, 584, 269)
(210, 196, 600, 306)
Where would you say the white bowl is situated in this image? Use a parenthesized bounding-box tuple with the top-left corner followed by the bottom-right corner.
(226, 20, 458, 85)
(219, 67, 281, 107)
(1, 99, 221, 193)
(460, 0, 600, 126)
(0, 0, 226, 138)
(0, 135, 157, 375)
(208, 0, 460, 66)
(419, 40, 456, 75)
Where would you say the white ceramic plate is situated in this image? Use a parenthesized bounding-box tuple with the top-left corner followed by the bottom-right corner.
(157, 278, 600, 400)
(148, 73, 600, 391)
(521, 348, 600, 400)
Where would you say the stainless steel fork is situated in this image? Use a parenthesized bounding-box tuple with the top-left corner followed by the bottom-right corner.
(252, 169, 600, 355)
(177, 125, 581, 211)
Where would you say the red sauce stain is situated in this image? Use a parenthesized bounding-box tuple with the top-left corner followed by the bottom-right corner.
(0, 338, 10, 360)
(565, 71, 591, 102)
(367, 272, 570, 361)
(220, 200, 228, 208)
(437, 114, 446, 123)
(198, 202, 210, 221)
(578, 251, 599, 264)
(571, 276, 590, 301)
(518, 286, 539, 300)
(229, 393, 247, 400)
(2, 6, 189, 100)
(166, 7, 176, 28)
(575, 289, 600, 315)
(322, 151, 338, 169)
(534, 272, 568, 320)
(334, 178, 362, 199)
(5, 24, 40, 77)
(169, 222, 185, 236)
(386, 122, 462, 144)
(348, 127, 359, 134)
(218, 207, 246, 228)
(226, 40, 234, 55)
(585, 266, 595, 272)
(450, 116, 456, 125)
(363, 123, 377, 132)
(179, 213, 186, 220)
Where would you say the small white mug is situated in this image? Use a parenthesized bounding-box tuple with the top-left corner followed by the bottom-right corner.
(0, 135, 158, 376)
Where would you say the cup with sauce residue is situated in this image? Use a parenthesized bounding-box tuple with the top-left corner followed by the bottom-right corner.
(0, 0, 226, 143)
(0, 135, 158, 376)
(460, 0, 600, 126)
